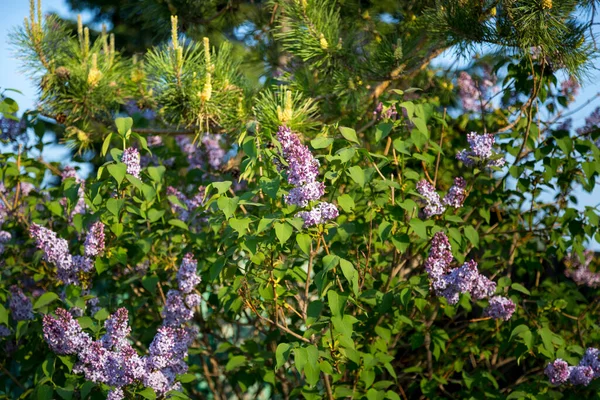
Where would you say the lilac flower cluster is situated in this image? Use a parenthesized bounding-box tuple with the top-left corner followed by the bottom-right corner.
(423, 232, 515, 320)
(121, 148, 141, 179)
(124, 100, 156, 121)
(546, 348, 600, 387)
(560, 76, 580, 100)
(564, 250, 600, 287)
(276, 126, 338, 227)
(442, 177, 467, 208)
(416, 180, 445, 218)
(0, 230, 11, 255)
(456, 132, 506, 168)
(416, 178, 467, 218)
(167, 186, 206, 223)
(84, 221, 105, 257)
(61, 166, 86, 219)
(162, 254, 201, 327)
(0, 115, 27, 142)
(9, 286, 34, 321)
(202, 134, 226, 170)
(373, 102, 398, 120)
(458, 72, 480, 112)
(30, 222, 105, 286)
(296, 202, 340, 227)
(576, 107, 600, 147)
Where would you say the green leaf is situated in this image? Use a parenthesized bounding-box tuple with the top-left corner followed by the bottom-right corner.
(327, 291, 347, 317)
(106, 198, 124, 216)
(115, 117, 133, 137)
(94, 308, 110, 321)
(107, 163, 127, 186)
(142, 275, 159, 295)
(42, 357, 55, 378)
(217, 196, 239, 219)
(464, 225, 479, 247)
(337, 194, 355, 213)
(339, 258, 359, 295)
(229, 218, 251, 236)
(225, 355, 246, 371)
(34, 292, 59, 309)
(168, 219, 189, 231)
(348, 166, 365, 187)
(311, 137, 334, 149)
(511, 283, 530, 295)
(276, 343, 292, 369)
(80, 381, 94, 399)
(138, 387, 157, 400)
(375, 122, 393, 143)
(274, 221, 293, 245)
(37, 385, 54, 400)
(147, 208, 165, 222)
(304, 345, 320, 386)
(296, 233, 311, 256)
(147, 166, 166, 183)
(102, 133, 113, 157)
(0, 304, 9, 326)
(212, 181, 232, 195)
(510, 324, 530, 342)
(339, 126, 360, 144)
(409, 219, 427, 239)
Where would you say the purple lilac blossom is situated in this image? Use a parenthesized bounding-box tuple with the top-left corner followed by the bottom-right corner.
(101, 308, 131, 351)
(458, 72, 480, 112)
(176, 136, 204, 170)
(167, 186, 206, 223)
(580, 348, 600, 377)
(9, 286, 34, 321)
(286, 181, 325, 208)
(61, 166, 86, 219)
(0, 325, 11, 337)
(564, 250, 600, 287)
(373, 102, 398, 120)
(296, 202, 339, 227)
(484, 296, 516, 321)
(416, 180, 445, 218)
(42, 308, 91, 354)
(0, 116, 27, 141)
(84, 221, 105, 257)
(177, 253, 201, 294)
(0, 230, 11, 254)
(456, 132, 505, 168)
(569, 365, 594, 386)
(107, 388, 124, 400)
(121, 148, 141, 179)
(424, 232, 454, 285)
(545, 359, 571, 385)
(202, 134, 225, 169)
(277, 126, 320, 187)
(30, 223, 78, 285)
(442, 177, 467, 208)
(20, 182, 35, 197)
(561, 76, 580, 99)
(577, 107, 600, 142)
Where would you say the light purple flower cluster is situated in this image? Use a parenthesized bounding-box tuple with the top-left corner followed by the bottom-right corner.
(9, 286, 34, 321)
(202, 134, 226, 170)
(162, 254, 201, 327)
(0, 115, 27, 142)
(560, 76, 580, 100)
(564, 250, 600, 287)
(61, 166, 86, 219)
(167, 186, 206, 223)
(423, 232, 515, 320)
(442, 177, 467, 208)
(124, 100, 156, 121)
(276, 126, 338, 227)
(416, 180, 445, 218)
(0, 325, 11, 337)
(0, 230, 11, 255)
(121, 148, 141, 179)
(546, 348, 600, 387)
(296, 202, 340, 227)
(456, 132, 505, 168)
(484, 296, 516, 321)
(458, 72, 480, 112)
(30, 222, 104, 286)
(42, 308, 91, 354)
(373, 102, 398, 120)
(176, 136, 204, 170)
(84, 221, 105, 257)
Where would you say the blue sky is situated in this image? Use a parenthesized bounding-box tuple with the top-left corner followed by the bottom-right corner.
(1, 1, 599, 248)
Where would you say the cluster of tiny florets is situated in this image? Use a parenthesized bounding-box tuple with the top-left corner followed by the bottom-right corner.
(121, 148, 141, 179)
(0, 230, 11, 255)
(162, 254, 202, 327)
(456, 132, 505, 168)
(424, 232, 515, 320)
(546, 348, 600, 387)
(167, 186, 206, 223)
(202, 134, 226, 170)
(84, 221, 105, 257)
(442, 177, 467, 208)
(276, 126, 338, 227)
(9, 286, 34, 321)
(373, 102, 398, 120)
(30, 223, 104, 286)
(61, 166, 86, 220)
(416, 180, 445, 218)
(564, 250, 600, 287)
